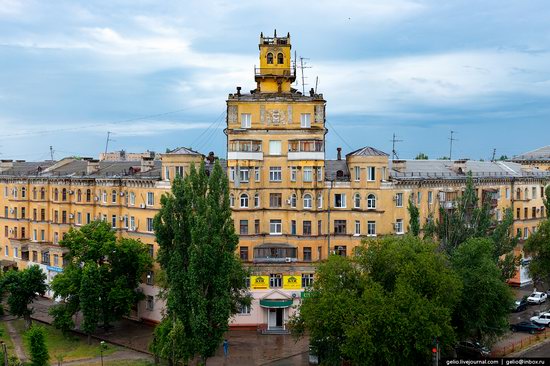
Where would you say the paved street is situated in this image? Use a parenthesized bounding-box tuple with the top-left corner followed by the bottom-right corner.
(518, 339, 550, 357)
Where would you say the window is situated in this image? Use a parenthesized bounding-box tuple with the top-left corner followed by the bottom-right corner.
(32, 188, 37, 200)
(289, 194, 297, 208)
(229, 167, 235, 182)
(367, 221, 376, 236)
(395, 193, 403, 207)
(147, 192, 154, 206)
(303, 221, 312, 236)
(111, 190, 117, 203)
(334, 193, 346, 208)
(4, 246, 7, 257)
(53, 254, 59, 267)
(317, 167, 323, 182)
(40, 230, 45, 241)
(269, 167, 282, 182)
(290, 167, 297, 182)
(76, 189, 81, 202)
(269, 274, 282, 288)
(532, 187, 537, 199)
(109, 215, 115, 228)
(147, 218, 153, 232)
(77, 212, 82, 225)
(4, 206, 7, 218)
(335, 245, 347, 256)
(428, 191, 433, 205)
(21, 207, 26, 219)
(254, 193, 260, 208)
(148, 244, 154, 257)
(367, 194, 376, 209)
(53, 232, 59, 244)
(238, 168, 249, 183)
(300, 113, 311, 128)
(241, 113, 251, 128)
(417, 192, 422, 205)
(62, 188, 67, 201)
(277, 52, 283, 64)
(102, 190, 107, 203)
(130, 216, 136, 231)
(146, 296, 154, 311)
(318, 220, 322, 235)
(317, 193, 323, 209)
(53, 188, 58, 201)
(14, 247, 19, 258)
(395, 219, 404, 234)
(354, 220, 361, 236)
(516, 207, 521, 219)
(269, 141, 281, 155)
(367, 166, 376, 181)
(86, 189, 91, 202)
(303, 194, 312, 209)
(334, 220, 347, 234)
(524, 207, 528, 219)
(42, 252, 49, 265)
(127, 192, 135, 206)
(164, 166, 170, 180)
(270, 193, 282, 208)
(505, 188, 510, 199)
(301, 247, 312, 263)
(254, 167, 260, 182)
(354, 193, 361, 208)
(524, 227, 529, 239)
(3, 187, 6, 197)
(254, 219, 260, 234)
(21, 187, 26, 198)
(303, 167, 313, 182)
(229, 194, 235, 207)
(146, 271, 154, 285)
(532, 207, 537, 219)
(240, 220, 248, 235)
(267, 52, 273, 64)
(270, 220, 282, 235)
(240, 194, 249, 208)
(302, 273, 314, 288)
(240, 246, 249, 261)
(291, 220, 296, 235)
(238, 304, 251, 315)
(33, 229, 37, 241)
(354, 166, 360, 181)
(86, 213, 91, 224)
(176, 166, 185, 177)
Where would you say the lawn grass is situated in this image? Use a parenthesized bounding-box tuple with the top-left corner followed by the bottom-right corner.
(0, 320, 16, 356)
(13, 319, 119, 362)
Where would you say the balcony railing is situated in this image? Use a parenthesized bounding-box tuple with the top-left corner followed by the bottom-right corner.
(254, 67, 296, 79)
(288, 140, 324, 153)
(229, 140, 262, 152)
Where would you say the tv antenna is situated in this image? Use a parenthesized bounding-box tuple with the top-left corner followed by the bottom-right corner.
(390, 133, 403, 160)
(298, 56, 311, 95)
(104, 131, 114, 157)
(315, 76, 319, 94)
(449, 130, 458, 160)
(49, 145, 54, 160)
(491, 148, 496, 162)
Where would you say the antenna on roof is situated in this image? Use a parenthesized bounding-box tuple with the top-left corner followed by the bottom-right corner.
(104, 131, 113, 158)
(315, 76, 319, 94)
(390, 133, 403, 160)
(298, 56, 311, 95)
(449, 130, 458, 160)
(49, 145, 54, 160)
(491, 148, 496, 162)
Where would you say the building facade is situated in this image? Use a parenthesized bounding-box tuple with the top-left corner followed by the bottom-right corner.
(0, 33, 549, 329)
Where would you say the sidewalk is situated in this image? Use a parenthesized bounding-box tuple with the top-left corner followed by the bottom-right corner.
(31, 297, 309, 365)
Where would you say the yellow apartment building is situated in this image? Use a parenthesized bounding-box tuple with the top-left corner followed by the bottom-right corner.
(0, 32, 548, 330)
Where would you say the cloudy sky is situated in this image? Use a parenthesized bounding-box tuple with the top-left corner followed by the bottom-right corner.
(1, 0, 549, 161)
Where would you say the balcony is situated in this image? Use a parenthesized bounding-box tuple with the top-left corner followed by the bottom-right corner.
(254, 67, 296, 82)
(228, 140, 263, 161)
(253, 244, 297, 264)
(288, 140, 324, 161)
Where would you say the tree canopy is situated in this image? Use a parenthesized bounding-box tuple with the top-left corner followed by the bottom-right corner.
(152, 161, 249, 365)
(50, 221, 152, 334)
(414, 153, 429, 160)
(525, 219, 550, 286)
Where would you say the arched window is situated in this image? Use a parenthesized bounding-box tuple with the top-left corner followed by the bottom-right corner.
(102, 190, 107, 203)
(21, 187, 26, 198)
(524, 188, 529, 200)
(516, 188, 521, 200)
(277, 52, 283, 64)
(112, 190, 117, 203)
(12, 187, 17, 198)
(267, 52, 273, 64)
(317, 193, 323, 209)
(40, 188, 45, 200)
(32, 188, 37, 200)
(254, 193, 260, 208)
(354, 193, 361, 208)
(303, 194, 312, 209)
(86, 189, 91, 202)
(229, 194, 235, 207)
(54, 188, 59, 201)
(77, 189, 82, 202)
(62, 188, 67, 201)
(367, 194, 376, 209)
(240, 193, 249, 208)
(290, 194, 297, 208)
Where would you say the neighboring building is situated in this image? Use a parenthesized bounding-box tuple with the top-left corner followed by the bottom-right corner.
(0, 33, 548, 329)
(510, 146, 550, 171)
(99, 150, 159, 162)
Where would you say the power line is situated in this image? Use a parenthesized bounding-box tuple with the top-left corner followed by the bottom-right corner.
(325, 120, 354, 151)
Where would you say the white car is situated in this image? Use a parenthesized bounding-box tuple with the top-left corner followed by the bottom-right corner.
(531, 312, 550, 326)
(527, 292, 547, 304)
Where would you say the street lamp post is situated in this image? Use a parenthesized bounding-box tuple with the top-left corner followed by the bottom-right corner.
(100, 341, 105, 366)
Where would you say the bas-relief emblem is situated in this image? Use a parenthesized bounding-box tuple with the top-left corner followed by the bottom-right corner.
(266, 109, 287, 125)
(228, 105, 237, 123)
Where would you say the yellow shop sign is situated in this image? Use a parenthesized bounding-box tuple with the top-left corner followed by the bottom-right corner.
(283, 275, 301, 290)
(250, 276, 269, 290)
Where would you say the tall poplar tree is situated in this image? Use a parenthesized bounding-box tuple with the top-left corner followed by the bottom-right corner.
(153, 161, 249, 365)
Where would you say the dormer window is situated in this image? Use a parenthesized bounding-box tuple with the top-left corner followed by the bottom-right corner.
(277, 53, 283, 64)
(267, 52, 274, 64)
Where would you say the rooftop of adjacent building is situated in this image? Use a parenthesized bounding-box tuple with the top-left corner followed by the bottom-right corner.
(512, 145, 550, 161)
(227, 86, 324, 102)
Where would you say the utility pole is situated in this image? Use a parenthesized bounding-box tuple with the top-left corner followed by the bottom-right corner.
(449, 130, 457, 160)
(390, 133, 403, 160)
(49, 146, 54, 161)
(491, 148, 496, 162)
(104, 131, 112, 157)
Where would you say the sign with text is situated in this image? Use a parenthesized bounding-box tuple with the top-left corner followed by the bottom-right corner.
(250, 276, 269, 290)
(283, 275, 301, 290)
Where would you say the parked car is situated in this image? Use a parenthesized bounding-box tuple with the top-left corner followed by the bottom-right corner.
(510, 321, 546, 334)
(455, 341, 490, 358)
(527, 292, 547, 304)
(512, 297, 529, 312)
(530, 312, 550, 326)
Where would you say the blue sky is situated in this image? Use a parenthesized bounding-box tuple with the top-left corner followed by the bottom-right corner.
(0, 0, 549, 161)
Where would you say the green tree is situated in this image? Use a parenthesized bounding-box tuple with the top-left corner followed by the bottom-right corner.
(407, 198, 420, 236)
(451, 238, 513, 342)
(525, 220, 550, 286)
(2, 265, 47, 329)
(27, 326, 49, 366)
(153, 161, 249, 364)
(290, 236, 462, 365)
(50, 221, 152, 332)
(414, 152, 429, 160)
(80, 262, 102, 344)
(544, 185, 550, 219)
(498, 155, 509, 161)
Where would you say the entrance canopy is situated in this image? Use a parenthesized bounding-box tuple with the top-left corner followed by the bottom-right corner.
(259, 299, 293, 308)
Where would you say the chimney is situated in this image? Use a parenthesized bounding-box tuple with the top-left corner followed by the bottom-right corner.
(452, 159, 468, 175)
(337, 147, 342, 160)
(86, 160, 100, 175)
(141, 157, 155, 172)
(392, 160, 407, 172)
(236, 86, 241, 96)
